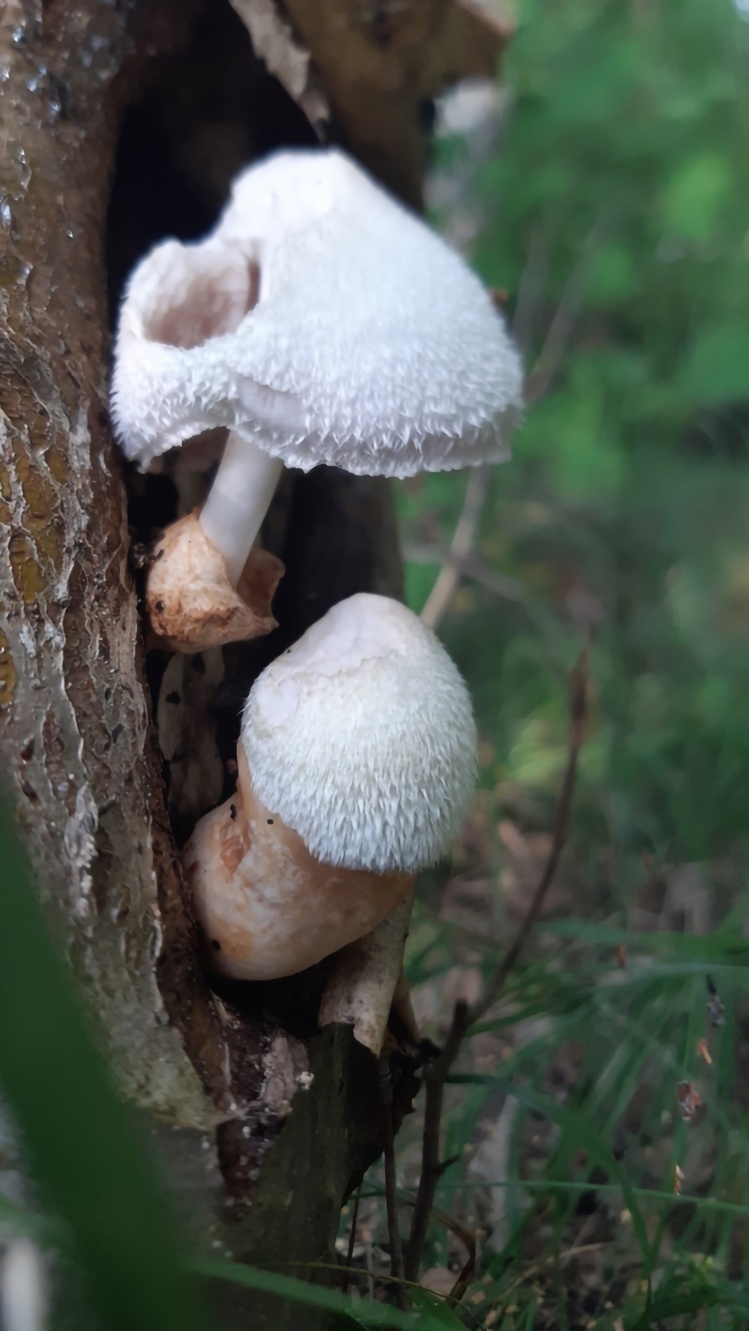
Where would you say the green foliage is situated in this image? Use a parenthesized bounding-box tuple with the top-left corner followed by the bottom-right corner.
(388, 916, 749, 1328)
(404, 0, 749, 869)
(395, 0, 749, 1326)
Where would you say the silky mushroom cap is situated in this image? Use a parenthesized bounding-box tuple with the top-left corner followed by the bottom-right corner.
(241, 593, 478, 875)
(111, 147, 522, 474)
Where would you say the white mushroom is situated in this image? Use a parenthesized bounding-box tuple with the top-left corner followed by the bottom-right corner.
(183, 593, 477, 981)
(112, 147, 523, 649)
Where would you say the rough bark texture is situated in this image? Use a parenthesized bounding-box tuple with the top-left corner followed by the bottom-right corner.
(0, 1, 506, 1324)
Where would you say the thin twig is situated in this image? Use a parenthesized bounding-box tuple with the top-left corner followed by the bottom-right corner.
(418, 221, 605, 634)
(379, 1063, 405, 1299)
(406, 544, 526, 606)
(511, 226, 548, 354)
(431, 1205, 476, 1304)
(404, 643, 590, 1283)
(420, 466, 488, 632)
(524, 217, 606, 407)
(341, 1186, 361, 1294)
(468, 644, 589, 1028)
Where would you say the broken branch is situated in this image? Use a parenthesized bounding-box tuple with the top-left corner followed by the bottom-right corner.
(404, 641, 590, 1282)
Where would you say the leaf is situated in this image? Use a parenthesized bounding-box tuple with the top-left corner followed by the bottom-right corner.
(408, 1289, 468, 1328)
(0, 807, 208, 1331)
(678, 324, 749, 404)
(587, 243, 636, 305)
(195, 1257, 422, 1328)
(661, 151, 732, 241)
(503, 1083, 653, 1273)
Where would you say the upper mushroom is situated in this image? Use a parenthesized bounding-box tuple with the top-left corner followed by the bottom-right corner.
(112, 147, 523, 649)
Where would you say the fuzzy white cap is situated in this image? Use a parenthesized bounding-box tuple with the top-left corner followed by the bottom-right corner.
(241, 593, 477, 874)
(111, 147, 522, 475)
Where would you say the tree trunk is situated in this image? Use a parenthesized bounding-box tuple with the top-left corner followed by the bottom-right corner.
(0, 1, 507, 1324)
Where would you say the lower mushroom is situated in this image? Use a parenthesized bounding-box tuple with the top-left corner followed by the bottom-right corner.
(182, 592, 478, 1045)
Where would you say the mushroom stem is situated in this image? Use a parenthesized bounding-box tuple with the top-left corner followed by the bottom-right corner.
(198, 431, 284, 586)
(183, 751, 414, 982)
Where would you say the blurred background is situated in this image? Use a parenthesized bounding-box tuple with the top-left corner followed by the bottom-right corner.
(369, 0, 749, 1323)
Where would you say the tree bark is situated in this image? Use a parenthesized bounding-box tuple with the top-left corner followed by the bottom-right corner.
(0, 1, 508, 1325)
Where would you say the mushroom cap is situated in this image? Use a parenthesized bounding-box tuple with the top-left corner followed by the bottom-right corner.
(112, 148, 522, 475)
(241, 593, 478, 875)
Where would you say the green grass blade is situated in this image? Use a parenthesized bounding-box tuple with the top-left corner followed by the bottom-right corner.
(195, 1256, 424, 1327)
(0, 805, 207, 1331)
(505, 1082, 653, 1275)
